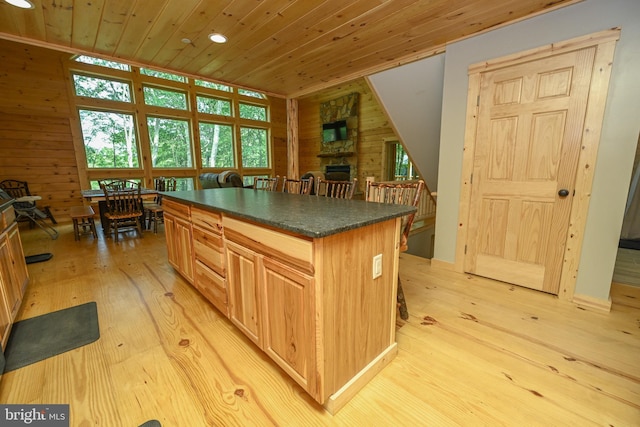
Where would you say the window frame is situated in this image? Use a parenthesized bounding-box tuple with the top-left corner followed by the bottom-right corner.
(67, 56, 274, 189)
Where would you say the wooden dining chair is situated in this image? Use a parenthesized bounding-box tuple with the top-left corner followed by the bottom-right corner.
(100, 179, 144, 242)
(282, 176, 314, 195)
(315, 178, 357, 199)
(253, 176, 279, 191)
(145, 177, 177, 233)
(365, 179, 425, 320)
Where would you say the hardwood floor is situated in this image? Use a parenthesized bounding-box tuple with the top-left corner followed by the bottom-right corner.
(614, 247, 640, 287)
(1, 223, 639, 426)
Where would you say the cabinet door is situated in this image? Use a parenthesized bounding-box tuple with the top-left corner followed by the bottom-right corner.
(262, 257, 317, 398)
(7, 223, 28, 297)
(226, 240, 261, 347)
(165, 213, 194, 283)
(0, 235, 14, 349)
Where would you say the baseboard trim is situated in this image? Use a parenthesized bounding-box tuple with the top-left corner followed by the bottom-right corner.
(572, 293, 612, 312)
(324, 343, 397, 415)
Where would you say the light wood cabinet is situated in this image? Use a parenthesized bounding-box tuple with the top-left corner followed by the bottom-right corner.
(262, 256, 316, 397)
(0, 235, 14, 349)
(163, 199, 194, 283)
(192, 207, 228, 316)
(226, 240, 262, 347)
(163, 195, 402, 413)
(0, 219, 29, 350)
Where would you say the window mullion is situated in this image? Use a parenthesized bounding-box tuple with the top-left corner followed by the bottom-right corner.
(132, 67, 154, 188)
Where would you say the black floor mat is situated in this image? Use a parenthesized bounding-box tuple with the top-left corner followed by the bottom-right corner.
(25, 253, 53, 264)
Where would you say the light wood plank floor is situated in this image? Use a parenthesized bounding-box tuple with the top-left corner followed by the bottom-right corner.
(614, 247, 640, 286)
(1, 223, 639, 426)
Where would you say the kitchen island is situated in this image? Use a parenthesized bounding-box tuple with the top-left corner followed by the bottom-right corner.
(162, 188, 415, 413)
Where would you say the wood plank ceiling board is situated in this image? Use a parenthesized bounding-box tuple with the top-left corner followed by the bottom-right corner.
(202, 0, 389, 86)
(131, 0, 208, 64)
(94, 0, 138, 56)
(115, 0, 172, 59)
(71, 0, 105, 51)
(42, 0, 74, 46)
(0, 0, 582, 97)
(176, 0, 315, 75)
(148, 0, 239, 68)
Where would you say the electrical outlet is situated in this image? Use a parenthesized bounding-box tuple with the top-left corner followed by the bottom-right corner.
(373, 254, 383, 279)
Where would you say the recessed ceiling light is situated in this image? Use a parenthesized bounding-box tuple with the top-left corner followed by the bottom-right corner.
(5, 0, 34, 9)
(208, 33, 227, 44)
(181, 38, 192, 44)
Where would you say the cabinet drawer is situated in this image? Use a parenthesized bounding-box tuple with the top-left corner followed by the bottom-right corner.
(193, 227, 225, 277)
(163, 198, 190, 219)
(192, 207, 223, 234)
(223, 216, 314, 275)
(194, 260, 228, 317)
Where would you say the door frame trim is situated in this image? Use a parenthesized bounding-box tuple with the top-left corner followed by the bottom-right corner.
(454, 28, 620, 302)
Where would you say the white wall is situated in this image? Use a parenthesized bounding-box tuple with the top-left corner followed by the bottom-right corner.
(368, 54, 445, 191)
(434, 0, 640, 300)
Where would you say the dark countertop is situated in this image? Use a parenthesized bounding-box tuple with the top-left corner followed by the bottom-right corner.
(163, 188, 416, 238)
(0, 197, 15, 213)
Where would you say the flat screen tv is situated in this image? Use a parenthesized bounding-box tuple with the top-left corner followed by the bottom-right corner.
(322, 120, 348, 143)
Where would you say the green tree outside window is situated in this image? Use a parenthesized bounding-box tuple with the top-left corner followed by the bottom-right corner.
(197, 96, 232, 116)
(147, 117, 193, 168)
(241, 127, 268, 168)
(239, 103, 267, 121)
(143, 86, 188, 110)
(73, 75, 131, 102)
(79, 110, 139, 168)
(200, 123, 234, 168)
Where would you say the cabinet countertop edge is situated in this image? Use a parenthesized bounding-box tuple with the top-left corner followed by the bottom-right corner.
(163, 188, 414, 238)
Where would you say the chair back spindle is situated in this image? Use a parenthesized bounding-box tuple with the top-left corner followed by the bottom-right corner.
(253, 176, 279, 191)
(282, 176, 314, 195)
(315, 178, 357, 199)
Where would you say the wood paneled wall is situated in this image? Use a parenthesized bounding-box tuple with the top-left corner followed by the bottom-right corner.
(0, 40, 79, 221)
(0, 38, 392, 219)
(298, 79, 398, 194)
(0, 38, 290, 221)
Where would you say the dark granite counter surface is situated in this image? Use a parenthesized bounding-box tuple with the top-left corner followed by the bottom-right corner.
(0, 196, 14, 213)
(163, 188, 416, 238)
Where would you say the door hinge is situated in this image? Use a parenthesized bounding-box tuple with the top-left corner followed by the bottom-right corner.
(464, 244, 467, 254)
(476, 95, 480, 106)
(470, 173, 473, 184)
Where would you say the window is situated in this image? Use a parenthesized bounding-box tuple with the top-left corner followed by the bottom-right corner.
(73, 75, 131, 102)
(79, 110, 139, 168)
(240, 127, 268, 168)
(143, 86, 188, 110)
(195, 80, 231, 92)
(197, 95, 232, 116)
(69, 56, 273, 187)
(174, 177, 195, 191)
(147, 117, 193, 168)
(238, 88, 266, 99)
(74, 55, 130, 71)
(200, 123, 234, 168)
(239, 102, 267, 121)
(387, 142, 419, 181)
(140, 68, 186, 83)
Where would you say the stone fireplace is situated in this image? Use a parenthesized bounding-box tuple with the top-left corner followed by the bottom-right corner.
(318, 92, 359, 180)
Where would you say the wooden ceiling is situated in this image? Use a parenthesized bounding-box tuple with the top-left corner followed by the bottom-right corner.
(0, 0, 580, 98)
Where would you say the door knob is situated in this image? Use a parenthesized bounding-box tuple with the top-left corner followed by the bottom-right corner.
(558, 189, 570, 197)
